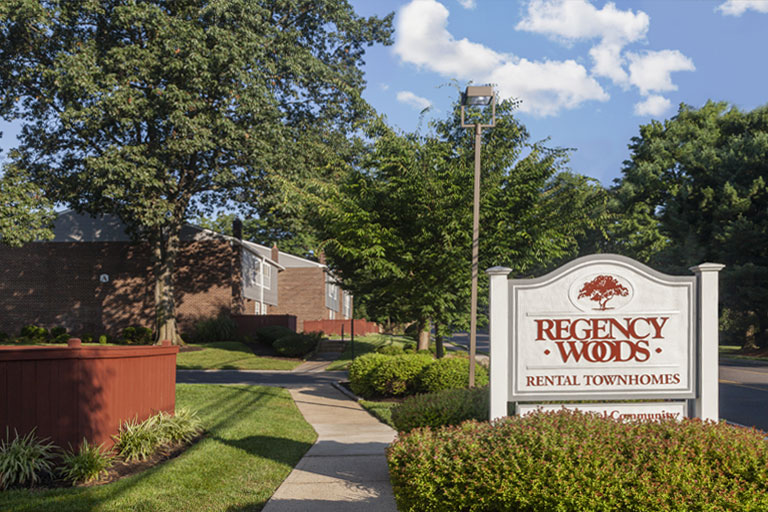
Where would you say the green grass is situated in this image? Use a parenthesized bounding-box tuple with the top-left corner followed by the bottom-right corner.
(325, 334, 414, 370)
(176, 341, 301, 370)
(2, 383, 317, 511)
(719, 344, 768, 362)
(359, 400, 398, 429)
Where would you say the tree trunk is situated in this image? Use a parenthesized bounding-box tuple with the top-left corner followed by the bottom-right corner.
(434, 320, 444, 358)
(153, 225, 182, 345)
(417, 318, 431, 352)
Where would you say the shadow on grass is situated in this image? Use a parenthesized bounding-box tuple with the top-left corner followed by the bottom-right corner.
(211, 434, 314, 467)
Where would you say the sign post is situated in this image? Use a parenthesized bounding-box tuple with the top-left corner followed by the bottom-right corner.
(487, 254, 724, 421)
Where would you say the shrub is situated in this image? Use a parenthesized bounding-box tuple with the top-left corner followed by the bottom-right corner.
(122, 326, 153, 345)
(189, 314, 237, 343)
(348, 353, 391, 398)
(53, 333, 70, 344)
(59, 439, 114, 484)
(81, 333, 95, 343)
(0, 428, 56, 489)
(50, 327, 67, 338)
(253, 325, 295, 345)
(98, 334, 108, 345)
(376, 344, 405, 356)
(273, 333, 318, 357)
(369, 353, 434, 397)
(387, 410, 768, 511)
(391, 387, 489, 433)
(417, 356, 489, 393)
(19, 325, 48, 342)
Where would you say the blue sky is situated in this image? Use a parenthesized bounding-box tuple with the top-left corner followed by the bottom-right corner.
(350, 0, 768, 185)
(2, 0, 767, 187)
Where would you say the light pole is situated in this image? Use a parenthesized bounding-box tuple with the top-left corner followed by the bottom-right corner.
(460, 85, 496, 388)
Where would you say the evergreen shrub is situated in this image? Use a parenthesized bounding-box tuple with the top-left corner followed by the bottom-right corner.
(348, 353, 391, 397)
(369, 353, 434, 397)
(273, 333, 319, 357)
(189, 314, 237, 343)
(388, 410, 768, 511)
(417, 356, 489, 393)
(391, 387, 489, 433)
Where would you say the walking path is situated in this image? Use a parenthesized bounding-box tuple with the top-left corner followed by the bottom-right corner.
(177, 341, 399, 511)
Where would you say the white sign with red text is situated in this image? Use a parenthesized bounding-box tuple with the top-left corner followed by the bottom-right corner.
(516, 402, 687, 422)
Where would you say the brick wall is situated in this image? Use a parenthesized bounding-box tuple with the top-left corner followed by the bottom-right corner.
(0, 239, 236, 337)
(268, 267, 328, 331)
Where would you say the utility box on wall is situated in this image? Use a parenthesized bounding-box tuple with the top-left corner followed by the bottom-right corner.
(0, 341, 178, 449)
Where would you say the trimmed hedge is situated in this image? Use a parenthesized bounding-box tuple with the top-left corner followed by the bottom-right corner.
(391, 387, 489, 433)
(273, 332, 320, 358)
(253, 325, 295, 345)
(387, 410, 768, 511)
(417, 356, 488, 393)
(369, 353, 433, 397)
(348, 353, 391, 397)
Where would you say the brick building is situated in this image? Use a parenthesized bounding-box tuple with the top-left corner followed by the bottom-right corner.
(242, 241, 353, 331)
(0, 211, 282, 337)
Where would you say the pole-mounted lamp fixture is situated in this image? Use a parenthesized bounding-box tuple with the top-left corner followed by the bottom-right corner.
(460, 85, 496, 389)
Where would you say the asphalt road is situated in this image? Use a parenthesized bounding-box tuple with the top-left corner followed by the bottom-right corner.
(720, 359, 768, 430)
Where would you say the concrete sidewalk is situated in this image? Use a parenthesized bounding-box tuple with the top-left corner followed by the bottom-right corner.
(262, 384, 398, 511)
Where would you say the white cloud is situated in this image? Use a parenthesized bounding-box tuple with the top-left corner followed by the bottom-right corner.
(397, 91, 433, 111)
(633, 95, 672, 116)
(717, 0, 768, 16)
(394, 0, 608, 116)
(516, 0, 648, 84)
(457, 0, 476, 8)
(627, 50, 695, 95)
(380, 83, 390, 91)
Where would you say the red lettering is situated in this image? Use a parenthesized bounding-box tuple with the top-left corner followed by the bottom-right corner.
(536, 319, 555, 341)
(634, 340, 650, 362)
(555, 319, 570, 340)
(527, 376, 535, 386)
(648, 317, 670, 339)
(628, 318, 650, 339)
(555, 341, 586, 362)
(570, 318, 591, 341)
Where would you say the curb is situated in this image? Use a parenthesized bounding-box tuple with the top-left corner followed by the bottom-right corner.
(331, 381, 362, 402)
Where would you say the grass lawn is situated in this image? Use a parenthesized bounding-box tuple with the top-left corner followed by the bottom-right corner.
(176, 341, 302, 370)
(719, 344, 768, 362)
(325, 334, 414, 370)
(359, 400, 398, 429)
(2, 383, 317, 511)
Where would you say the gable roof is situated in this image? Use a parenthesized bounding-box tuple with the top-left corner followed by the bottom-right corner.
(240, 240, 327, 270)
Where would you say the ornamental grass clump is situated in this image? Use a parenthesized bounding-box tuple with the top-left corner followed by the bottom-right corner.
(59, 439, 114, 484)
(391, 387, 489, 433)
(0, 428, 56, 489)
(113, 409, 204, 462)
(387, 409, 768, 511)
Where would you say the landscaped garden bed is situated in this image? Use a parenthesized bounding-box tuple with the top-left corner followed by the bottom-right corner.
(1, 384, 317, 511)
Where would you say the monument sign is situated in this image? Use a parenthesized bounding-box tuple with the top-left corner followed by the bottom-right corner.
(487, 254, 724, 422)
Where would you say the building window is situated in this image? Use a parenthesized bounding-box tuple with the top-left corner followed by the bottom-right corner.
(329, 309, 336, 320)
(256, 261, 271, 290)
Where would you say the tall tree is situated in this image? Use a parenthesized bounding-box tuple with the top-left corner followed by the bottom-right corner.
(313, 101, 606, 348)
(0, 162, 54, 246)
(610, 101, 768, 348)
(0, 0, 392, 343)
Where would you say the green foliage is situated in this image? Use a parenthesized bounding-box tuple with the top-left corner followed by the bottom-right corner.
(59, 439, 114, 485)
(0, 163, 54, 247)
(0, 428, 56, 489)
(368, 354, 434, 398)
(113, 409, 204, 462)
(189, 314, 237, 344)
(0, 0, 392, 344)
(348, 353, 391, 397)
(122, 326, 154, 345)
(376, 344, 406, 356)
(53, 333, 70, 344)
(272, 333, 319, 358)
(19, 324, 47, 341)
(254, 325, 295, 346)
(98, 335, 108, 345)
(50, 327, 67, 338)
(314, 101, 607, 335)
(611, 101, 768, 348)
(388, 410, 768, 511)
(417, 356, 489, 393)
(391, 387, 489, 433)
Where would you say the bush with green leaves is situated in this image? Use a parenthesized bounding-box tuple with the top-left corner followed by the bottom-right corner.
(253, 325, 295, 345)
(122, 326, 153, 345)
(417, 356, 489, 393)
(370, 353, 434, 397)
(59, 439, 114, 484)
(391, 387, 489, 433)
(189, 314, 237, 343)
(388, 410, 768, 511)
(19, 325, 48, 342)
(0, 428, 56, 489)
(273, 332, 320, 357)
(376, 344, 405, 356)
(348, 353, 391, 397)
(98, 334, 108, 345)
(50, 327, 67, 338)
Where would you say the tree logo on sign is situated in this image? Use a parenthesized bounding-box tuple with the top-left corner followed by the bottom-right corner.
(578, 275, 629, 311)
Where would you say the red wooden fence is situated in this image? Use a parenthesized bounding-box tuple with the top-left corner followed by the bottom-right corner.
(231, 314, 297, 337)
(0, 339, 178, 449)
(302, 319, 381, 336)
